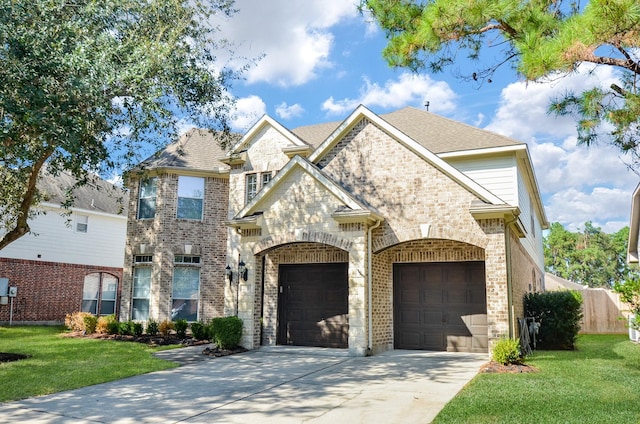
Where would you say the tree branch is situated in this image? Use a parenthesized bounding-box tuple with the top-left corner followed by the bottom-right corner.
(0, 148, 54, 250)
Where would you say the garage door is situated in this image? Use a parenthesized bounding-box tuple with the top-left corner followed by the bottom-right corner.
(278, 263, 349, 348)
(394, 262, 487, 353)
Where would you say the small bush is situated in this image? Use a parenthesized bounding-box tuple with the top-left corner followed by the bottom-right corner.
(159, 319, 174, 337)
(119, 321, 134, 336)
(174, 319, 188, 339)
(190, 321, 207, 340)
(65, 312, 93, 332)
(146, 319, 159, 336)
(132, 322, 144, 337)
(492, 338, 521, 365)
(83, 315, 98, 334)
(96, 315, 113, 334)
(208, 316, 243, 349)
(106, 318, 120, 335)
(524, 290, 583, 350)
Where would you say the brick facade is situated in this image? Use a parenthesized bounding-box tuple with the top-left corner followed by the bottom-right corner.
(120, 173, 229, 323)
(0, 258, 123, 323)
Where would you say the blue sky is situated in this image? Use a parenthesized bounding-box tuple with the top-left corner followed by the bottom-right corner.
(205, 0, 638, 234)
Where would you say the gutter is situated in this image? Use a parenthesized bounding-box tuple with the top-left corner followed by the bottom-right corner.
(367, 218, 382, 355)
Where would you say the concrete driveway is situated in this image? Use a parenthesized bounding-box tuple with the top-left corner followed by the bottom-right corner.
(1, 346, 487, 424)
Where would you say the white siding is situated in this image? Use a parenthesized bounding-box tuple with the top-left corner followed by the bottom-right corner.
(0, 205, 126, 268)
(517, 168, 545, 270)
(446, 155, 517, 205)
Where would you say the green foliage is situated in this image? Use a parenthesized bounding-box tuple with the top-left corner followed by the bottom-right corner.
(207, 316, 243, 349)
(174, 319, 188, 339)
(0, 0, 248, 250)
(190, 321, 208, 340)
(132, 322, 144, 337)
(544, 222, 637, 287)
(492, 338, 521, 365)
(146, 319, 159, 336)
(361, 0, 640, 171)
(118, 321, 135, 336)
(524, 291, 583, 350)
(83, 315, 98, 334)
(106, 318, 120, 335)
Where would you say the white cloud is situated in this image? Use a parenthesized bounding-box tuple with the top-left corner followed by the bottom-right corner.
(322, 73, 457, 115)
(231, 95, 266, 131)
(483, 64, 636, 232)
(217, 0, 359, 86)
(275, 102, 305, 120)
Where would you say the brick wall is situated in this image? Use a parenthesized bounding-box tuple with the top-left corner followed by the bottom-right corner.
(121, 173, 229, 323)
(0, 258, 122, 323)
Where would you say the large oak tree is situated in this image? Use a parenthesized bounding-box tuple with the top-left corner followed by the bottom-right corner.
(361, 0, 640, 169)
(0, 0, 246, 249)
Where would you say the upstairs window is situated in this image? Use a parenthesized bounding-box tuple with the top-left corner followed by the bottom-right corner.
(177, 176, 204, 220)
(137, 177, 157, 219)
(246, 172, 272, 203)
(75, 214, 88, 233)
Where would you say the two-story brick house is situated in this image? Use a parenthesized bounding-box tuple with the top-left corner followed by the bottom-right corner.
(122, 105, 548, 356)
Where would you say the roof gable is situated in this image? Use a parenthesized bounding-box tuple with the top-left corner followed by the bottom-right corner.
(232, 155, 381, 223)
(228, 115, 310, 156)
(309, 105, 506, 205)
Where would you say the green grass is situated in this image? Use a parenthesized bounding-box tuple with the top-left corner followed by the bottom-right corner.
(0, 326, 178, 402)
(434, 334, 640, 423)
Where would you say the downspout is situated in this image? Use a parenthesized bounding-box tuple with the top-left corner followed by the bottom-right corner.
(367, 219, 382, 355)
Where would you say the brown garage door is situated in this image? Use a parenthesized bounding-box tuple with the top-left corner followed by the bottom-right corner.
(394, 262, 487, 353)
(278, 263, 349, 348)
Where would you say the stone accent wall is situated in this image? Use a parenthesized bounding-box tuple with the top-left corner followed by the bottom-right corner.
(121, 173, 228, 323)
(0, 258, 122, 323)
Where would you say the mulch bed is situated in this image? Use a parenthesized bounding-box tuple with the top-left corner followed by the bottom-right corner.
(480, 361, 538, 373)
(60, 331, 209, 347)
(0, 352, 30, 363)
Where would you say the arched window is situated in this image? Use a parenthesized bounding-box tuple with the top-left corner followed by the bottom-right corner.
(82, 273, 118, 316)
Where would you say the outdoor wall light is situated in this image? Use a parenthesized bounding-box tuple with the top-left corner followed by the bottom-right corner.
(226, 260, 248, 284)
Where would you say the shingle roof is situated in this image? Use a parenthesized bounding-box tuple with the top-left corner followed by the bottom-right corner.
(291, 106, 523, 154)
(134, 128, 234, 172)
(38, 171, 127, 216)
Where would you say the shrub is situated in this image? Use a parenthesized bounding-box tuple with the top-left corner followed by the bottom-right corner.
(119, 321, 134, 336)
(208, 316, 243, 349)
(524, 291, 583, 350)
(96, 315, 113, 334)
(190, 321, 207, 340)
(174, 319, 188, 339)
(132, 322, 144, 337)
(106, 318, 120, 335)
(146, 319, 159, 336)
(492, 337, 521, 365)
(65, 312, 93, 332)
(159, 319, 174, 337)
(83, 315, 98, 334)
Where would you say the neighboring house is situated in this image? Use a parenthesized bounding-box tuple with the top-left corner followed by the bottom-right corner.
(121, 105, 548, 356)
(0, 171, 127, 324)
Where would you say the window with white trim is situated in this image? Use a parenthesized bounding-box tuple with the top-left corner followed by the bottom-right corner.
(132, 255, 152, 320)
(137, 177, 157, 219)
(177, 176, 204, 220)
(81, 273, 118, 316)
(172, 255, 200, 321)
(246, 172, 272, 203)
(75, 214, 88, 233)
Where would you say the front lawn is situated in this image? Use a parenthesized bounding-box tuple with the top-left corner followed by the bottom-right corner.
(0, 326, 178, 402)
(434, 334, 640, 423)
